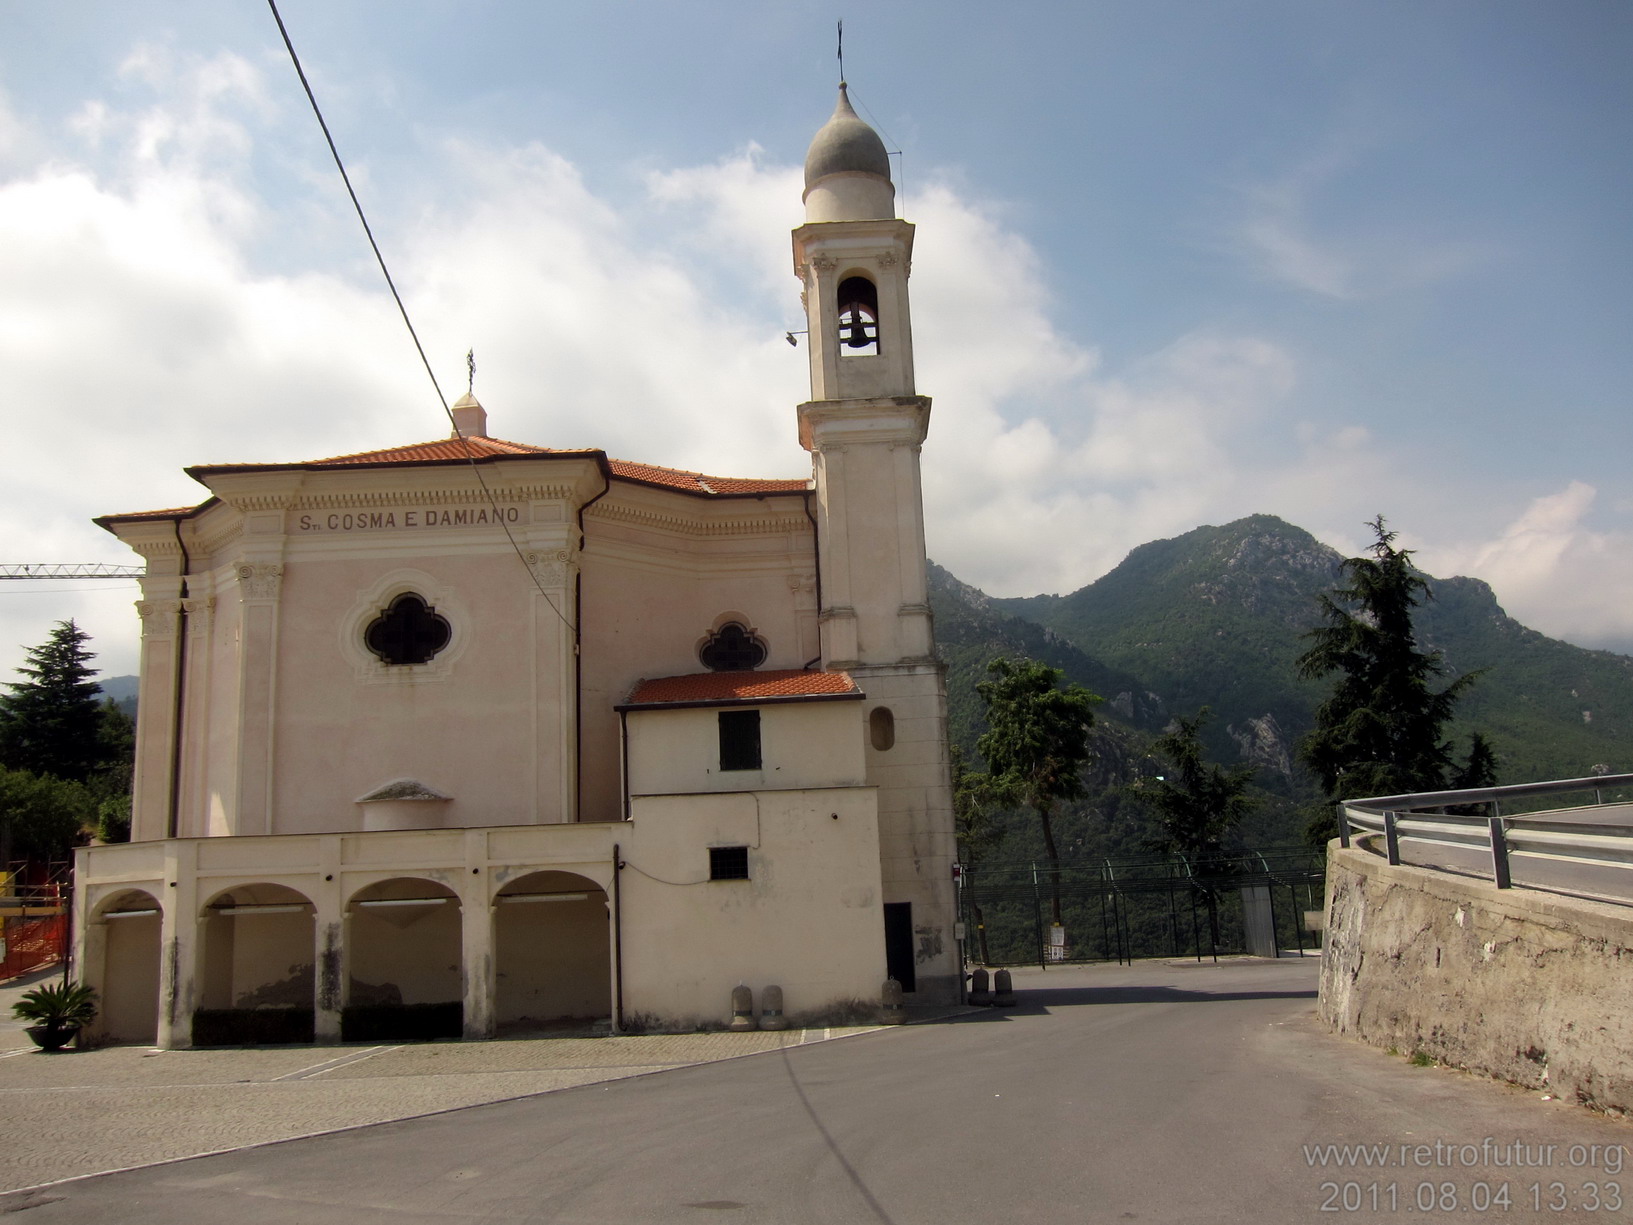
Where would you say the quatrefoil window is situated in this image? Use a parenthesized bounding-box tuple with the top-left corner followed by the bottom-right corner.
(699, 622, 767, 672)
(365, 594, 452, 666)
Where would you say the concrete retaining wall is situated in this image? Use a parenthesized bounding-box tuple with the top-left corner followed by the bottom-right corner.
(1321, 844, 1633, 1117)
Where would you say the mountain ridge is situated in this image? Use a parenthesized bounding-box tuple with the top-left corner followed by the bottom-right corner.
(933, 513, 1630, 790)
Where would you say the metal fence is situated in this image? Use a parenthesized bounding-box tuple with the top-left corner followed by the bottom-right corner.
(1339, 773, 1633, 907)
(960, 847, 1327, 967)
(0, 861, 71, 982)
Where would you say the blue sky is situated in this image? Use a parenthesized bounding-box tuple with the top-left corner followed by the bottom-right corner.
(2, 1, 1630, 683)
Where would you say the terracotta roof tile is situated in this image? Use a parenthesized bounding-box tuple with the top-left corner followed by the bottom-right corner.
(605, 458, 809, 496)
(96, 505, 201, 522)
(620, 669, 861, 709)
(309, 436, 554, 465)
(183, 436, 809, 497)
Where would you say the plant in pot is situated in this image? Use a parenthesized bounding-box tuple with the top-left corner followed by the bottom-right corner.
(12, 981, 98, 1052)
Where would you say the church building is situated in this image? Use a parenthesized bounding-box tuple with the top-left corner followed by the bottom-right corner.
(74, 85, 960, 1046)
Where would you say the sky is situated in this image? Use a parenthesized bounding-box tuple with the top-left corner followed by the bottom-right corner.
(1, 1, 1630, 685)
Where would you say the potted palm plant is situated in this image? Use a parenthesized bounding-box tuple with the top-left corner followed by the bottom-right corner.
(12, 981, 98, 1052)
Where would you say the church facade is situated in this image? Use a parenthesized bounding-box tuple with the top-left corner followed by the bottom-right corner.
(74, 86, 960, 1046)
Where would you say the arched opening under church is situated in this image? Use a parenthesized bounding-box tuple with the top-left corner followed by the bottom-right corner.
(88, 889, 162, 1045)
(345, 877, 463, 1041)
(194, 883, 316, 1045)
(494, 871, 611, 1034)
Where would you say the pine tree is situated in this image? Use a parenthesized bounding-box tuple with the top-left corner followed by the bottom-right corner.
(0, 620, 106, 784)
(976, 657, 1099, 928)
(1296, 518, 1493, 841)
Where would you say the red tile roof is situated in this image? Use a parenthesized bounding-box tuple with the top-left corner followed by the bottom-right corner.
(309, 436, 554, 465)
(619, 669, 862, 709)
(183, 436, 810, 497)
(93, 504, 209, 524)
(605, 458, 808, 496)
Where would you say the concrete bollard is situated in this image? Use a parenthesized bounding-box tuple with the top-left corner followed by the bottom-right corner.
(880, 977, 907, 1025)
(992, 968, 1016, 1007)
(729, 983, 757, 1031)
(760, 984, 788, 1031)
(968, 967, 992, 1006)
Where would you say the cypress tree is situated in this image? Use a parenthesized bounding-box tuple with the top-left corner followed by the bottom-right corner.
(1297, 519, 1492, 841)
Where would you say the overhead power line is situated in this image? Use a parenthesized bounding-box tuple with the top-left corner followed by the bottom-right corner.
(264, 0, 571, 631)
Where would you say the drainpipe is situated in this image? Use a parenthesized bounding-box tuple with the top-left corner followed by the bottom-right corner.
(801, 489, 823, 670)
(612, 842, 625, 1032)
(618, 709, 631, 822)
(167, 518, 192, 839)
(573, 461, 612, 822)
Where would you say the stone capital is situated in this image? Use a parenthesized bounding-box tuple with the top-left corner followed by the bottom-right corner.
(235, 561, 285, 602)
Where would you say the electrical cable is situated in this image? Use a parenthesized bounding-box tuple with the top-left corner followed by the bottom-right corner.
(265, 0, 575, 632)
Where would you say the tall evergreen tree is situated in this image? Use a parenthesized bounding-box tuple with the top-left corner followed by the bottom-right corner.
(1139, 708, 1257, 948)
(976, 656, 1099, 929)
(1296, 518, 1492, 841)
(0, 620, 106, 784)
(1140, 708, 1257, 867)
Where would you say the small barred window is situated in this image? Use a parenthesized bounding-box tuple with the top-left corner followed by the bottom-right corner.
(709, 846, 750, 881)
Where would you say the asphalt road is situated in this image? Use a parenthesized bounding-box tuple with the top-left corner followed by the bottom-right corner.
(5, 958, 1628, 1224)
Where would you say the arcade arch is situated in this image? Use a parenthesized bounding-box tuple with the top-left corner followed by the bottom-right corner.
(494, 870, 611, 1031)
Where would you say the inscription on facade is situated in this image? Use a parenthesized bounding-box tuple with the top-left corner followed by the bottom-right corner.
(296, 507, 521, 532)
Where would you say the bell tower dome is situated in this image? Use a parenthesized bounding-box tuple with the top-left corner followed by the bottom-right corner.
(793, 85, 918, 405)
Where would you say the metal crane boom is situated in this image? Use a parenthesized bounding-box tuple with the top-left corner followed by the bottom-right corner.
(0, 564, 144, 580)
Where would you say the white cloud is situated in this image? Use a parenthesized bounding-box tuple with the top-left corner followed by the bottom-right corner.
(2, 51, 1628, 693)
(1427, 484, 1633, 654)
(1224, 129, 1489, 301)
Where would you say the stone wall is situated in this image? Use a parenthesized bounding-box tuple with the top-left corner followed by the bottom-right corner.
(1321, 845, 1633, 1117)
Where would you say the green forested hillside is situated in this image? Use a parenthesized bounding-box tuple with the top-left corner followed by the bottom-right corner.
(972, 514, 1631, 786)
(931, 513, 1633, 854)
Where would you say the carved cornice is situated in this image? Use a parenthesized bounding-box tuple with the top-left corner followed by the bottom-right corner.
(590, 500, 810, 538)
(216, 492, 295, 513)
(292, 485, 574, 511)
(193, 519, 244, 557)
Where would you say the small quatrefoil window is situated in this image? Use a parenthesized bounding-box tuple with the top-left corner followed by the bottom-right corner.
(699, 622, 767, 672)
(365, 594, 452, 666)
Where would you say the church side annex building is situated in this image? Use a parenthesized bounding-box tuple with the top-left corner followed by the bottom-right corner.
(74, 86, 960, 1047)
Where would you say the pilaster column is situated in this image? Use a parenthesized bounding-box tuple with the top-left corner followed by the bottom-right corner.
(234, 560, 284, 836)
(157, 841, 199, 1049)
(313, 836, 345, 1043)
(461, 830, 495, 1039)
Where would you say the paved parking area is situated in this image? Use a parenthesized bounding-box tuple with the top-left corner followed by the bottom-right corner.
(0, 968, 888, 1193)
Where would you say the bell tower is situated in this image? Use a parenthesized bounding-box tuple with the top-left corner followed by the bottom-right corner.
(795, 84, 958, 1004)
(794, 84, 932, 669)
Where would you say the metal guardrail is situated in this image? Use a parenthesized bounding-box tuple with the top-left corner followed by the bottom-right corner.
(1339, 774, 1633, 906)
